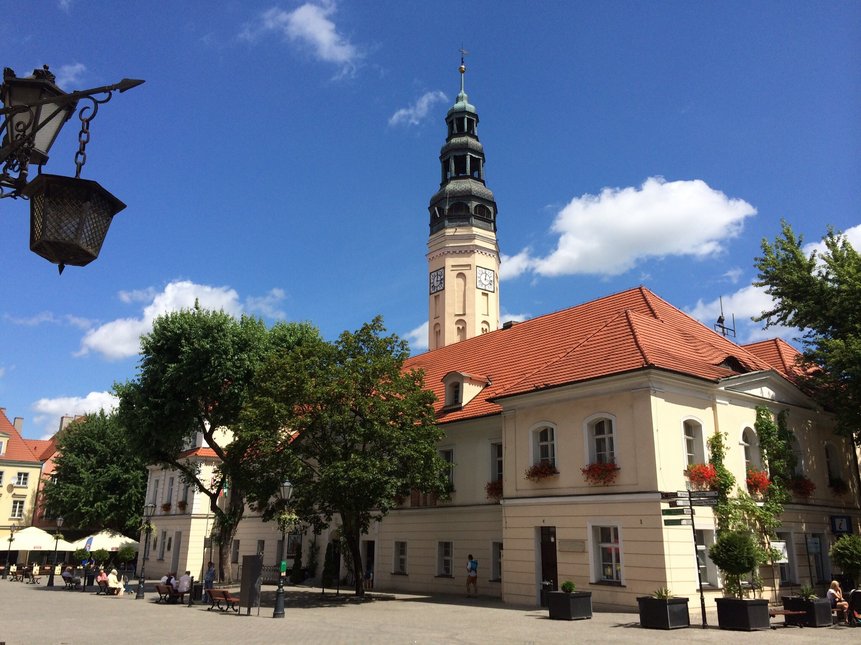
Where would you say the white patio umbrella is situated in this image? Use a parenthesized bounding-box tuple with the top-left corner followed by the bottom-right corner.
(6, 526, 75, 552)
(71, 530, 139, 552)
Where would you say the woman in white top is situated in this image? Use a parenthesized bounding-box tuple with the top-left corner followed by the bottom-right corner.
(827, 580, 849, 622)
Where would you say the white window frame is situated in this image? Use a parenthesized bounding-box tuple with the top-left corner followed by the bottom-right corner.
(682, 418, 705, 466)
(166, 476, 174, 503)
(437, 541, 453, 577)
(158, 530, 167, 560)
(694, 529, 718, 586)
(11, 499, 24, 519)
(530, 423, 556, 466)
(394, 541, 407, 575)
(790, 435, 804, 476)
(584, 414, 617, 465)
(490, 442, 503, 482)
(0, 471, 4, 486)
(588, 522, 623, 584)
(776, 531, 796, 584)
(0, 439, 5, 455)
(741, 427, 762, 471)
(14, 472, 28, 487)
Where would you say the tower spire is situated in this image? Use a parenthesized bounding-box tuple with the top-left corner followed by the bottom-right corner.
(425, 56, 500, 350)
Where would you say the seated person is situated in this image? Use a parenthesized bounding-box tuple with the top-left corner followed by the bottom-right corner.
(828, 580, 850, 622)
(96, 568, 108, 585)
(160, 572, 175, 588)
(107, 569, 124, 596)
(61, 566, 81, 585)
(177, 571, 192, 594)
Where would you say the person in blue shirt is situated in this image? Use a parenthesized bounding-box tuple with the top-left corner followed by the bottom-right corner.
(203, 561, 216, 603)
(466, 554, 478, 597)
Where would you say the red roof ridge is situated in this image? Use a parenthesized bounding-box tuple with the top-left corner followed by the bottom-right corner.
(637, 285, 663, 322)
(624, 309, 654, 367)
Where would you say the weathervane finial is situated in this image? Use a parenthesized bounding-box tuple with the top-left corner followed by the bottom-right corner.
(459, 46, 469, 94)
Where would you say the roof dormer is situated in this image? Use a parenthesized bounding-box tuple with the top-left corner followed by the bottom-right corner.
(441, 371, 490, 409)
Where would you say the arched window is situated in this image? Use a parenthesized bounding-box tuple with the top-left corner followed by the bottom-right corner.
(455, 273, 466, 315)
(448, 382, 461, 407)
(455, 319, 466, 343)
(790, 435, 804, 476)
(433, 323, 441, 350)
(825, 443, 842, 483)
(683, 420, 705, 466)
(741, 427, 761, 470)
(587, 417, 615, 464)
(474, 204, 491, 219)
(480, 321, 490, 334)
(448, 201, 470, 215)
(532, 425, 556, 466)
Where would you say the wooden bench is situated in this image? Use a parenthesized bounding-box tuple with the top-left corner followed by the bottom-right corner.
(154, 583, 186, 604)
(207, 588, 239, 613)
(63, 577, 80, 590)
(96, 580, 120, 595)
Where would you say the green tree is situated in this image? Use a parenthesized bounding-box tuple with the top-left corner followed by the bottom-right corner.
(241, 317, 448, 596)
(115, 305, 319, 581)
(755, 222, 861, 439)
(41, 411, 147, 535)
(830, 534, 861, 583)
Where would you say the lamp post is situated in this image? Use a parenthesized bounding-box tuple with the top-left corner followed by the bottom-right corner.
(273, 480, 294, 619)
(135, 503, 156, 600)
(47, 516, 64, 587)
(2, 524, 17, 580)
(0, 65, 144, 272)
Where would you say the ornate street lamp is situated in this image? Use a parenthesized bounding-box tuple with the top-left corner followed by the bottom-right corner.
(47, 516, 64, 587)
(0, 65, 144, 273)
(273, 480, 294, 619)
(135, 503, 156, 600)
(2, 524, 17, 580)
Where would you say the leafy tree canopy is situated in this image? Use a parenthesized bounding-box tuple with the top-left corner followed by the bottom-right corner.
(41, 411, 147, 535)
(115, 305, 319, 580)
(241, 316, 448, 595)
(755, 222, 861, 438)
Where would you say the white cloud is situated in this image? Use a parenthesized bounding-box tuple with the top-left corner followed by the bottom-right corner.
(54, 63, 86, 89)
(3, 311, 95, 330)
(389, 91, 447, 127)
(687, 284, 797, 344)
(404, 321, 428, 353)
(802, 223, 861, 257)
(245, 288, 287, 320)
(501, 311, 529, 325)
(241, 2, 360, 77)
(57, 0, 73, 13)
(77, 280, 243, 360)
(32, 391, 118, 438)
(505, 177, 756, 279)
(722, 267, 744, 284)
(118, 287, 158, 304)
(499, 249, 534, 281)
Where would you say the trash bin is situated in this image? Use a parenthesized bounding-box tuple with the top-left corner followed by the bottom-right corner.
(193, 582, 203, 601)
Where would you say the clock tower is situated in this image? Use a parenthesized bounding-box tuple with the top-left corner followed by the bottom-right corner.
(427, 59, 500, 349)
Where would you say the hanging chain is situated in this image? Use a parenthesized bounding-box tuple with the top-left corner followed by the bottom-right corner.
(74, 109, 91, 179)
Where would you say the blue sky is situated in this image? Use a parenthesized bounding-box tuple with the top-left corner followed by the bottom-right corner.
(1, 1, 859, 438)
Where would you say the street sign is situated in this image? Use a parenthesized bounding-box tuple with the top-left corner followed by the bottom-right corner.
(670, 499, 691, 507)
(688, 490, 718, 499)
(663, 518, 693, 526)
(660, 491, 681, 500)
(690, 499, 718, 507)
(662, 508, 693, 516)
(675, 490, 691, 498)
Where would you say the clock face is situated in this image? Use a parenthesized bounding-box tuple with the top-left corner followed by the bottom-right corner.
(477, 266, 495, 292)
(429, 268, 445, 294)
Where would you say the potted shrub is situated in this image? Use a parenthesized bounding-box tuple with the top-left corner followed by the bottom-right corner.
(161, 502, 172, 512)
(580, 462, 620, 485)
(548, 580, 592, 620)
(781, 585, 832, 627)
(485, 479, 503, 501)
(177, 500, 187, 512)
(709, 530, 770, 631)
(637, 587, 690, 630)
(525, 460, 559, 482)
(829, 534, 861, 590)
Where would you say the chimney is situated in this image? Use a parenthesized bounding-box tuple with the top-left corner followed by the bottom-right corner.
(13, 417, 23, 432)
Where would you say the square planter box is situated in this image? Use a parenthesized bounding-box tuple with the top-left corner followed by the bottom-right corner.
(548, 590, 592, 620)
(781, 596, 832, 627)
(715, 597, 770, 631)
(637, 596, 690, 630)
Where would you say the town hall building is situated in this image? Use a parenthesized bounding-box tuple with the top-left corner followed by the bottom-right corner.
(136, 63, 860, 609)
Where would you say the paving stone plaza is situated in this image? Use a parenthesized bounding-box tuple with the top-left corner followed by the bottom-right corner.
(2, 580, 859, 644)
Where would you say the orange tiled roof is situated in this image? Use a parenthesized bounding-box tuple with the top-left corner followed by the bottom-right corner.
(25, 439, 52, 461)
(405, 286, 780, 424)
(0, 409, 40, 464)
(178, 446, 219, 459)
(742, 338, 804, 379)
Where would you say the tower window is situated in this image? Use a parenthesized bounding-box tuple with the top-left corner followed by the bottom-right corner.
(453, 155, 467, 176)
(448, 202, 469, 215)
(475, 204, 491, 219)
(470, 156, 482, 178)
(455, 319, 466, 342)
(466, 118, 475, 134)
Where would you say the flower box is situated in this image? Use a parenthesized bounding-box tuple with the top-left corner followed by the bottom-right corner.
(781, 596, 832, 627)
(525, 461, 559, 482)
(715, 597, 770, 631)
(485, 479, 503, 501)
(685, 463, 718, 490)
(177, 500, 188, 512)
(745, 469, 770, 496)
(161, 502, 172, 512)
(581, 462, 620, 486)
(789, 476, 815, 499)
(637, 596, 690, 630)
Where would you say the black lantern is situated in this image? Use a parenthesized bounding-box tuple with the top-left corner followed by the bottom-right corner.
(1, 67, 76, 165)
(23, 173, 126, 273)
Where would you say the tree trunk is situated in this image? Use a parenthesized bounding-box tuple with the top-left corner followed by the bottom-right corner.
(211, 487, 245, 583)
(340, 512, 365, 596)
